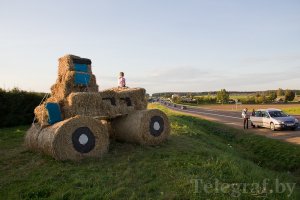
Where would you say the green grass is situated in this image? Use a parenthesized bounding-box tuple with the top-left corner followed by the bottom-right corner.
(1, 104, 300, 199)
(282, 107, 300, 115)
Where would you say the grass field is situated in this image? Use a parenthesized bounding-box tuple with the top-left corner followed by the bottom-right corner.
(186, 103, 300, 115)
(282, 107, 300, 115)
(1, 104, 300, 199)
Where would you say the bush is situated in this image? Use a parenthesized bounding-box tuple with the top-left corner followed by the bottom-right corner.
(195, 96, 217, 104)
(0, 88, 45, 127)
(285, 90, 295, 102)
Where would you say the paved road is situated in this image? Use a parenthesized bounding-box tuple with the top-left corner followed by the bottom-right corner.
(160, 102, 300, 145)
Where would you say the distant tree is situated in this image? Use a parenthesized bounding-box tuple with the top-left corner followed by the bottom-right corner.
(255, 95, 267, 104)
(277, 88, 284, 96)
(285, 90, 295, 102)
(163, 93, 172, 98)
(216, 89, 229, 104)
(246, 96, 256, 104)
(172, 95, 181, 103)
(186, 93, 193, 99)
(268, 92, 277, 101)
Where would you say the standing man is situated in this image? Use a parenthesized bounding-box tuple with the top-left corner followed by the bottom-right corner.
(242, 108, 249, 129)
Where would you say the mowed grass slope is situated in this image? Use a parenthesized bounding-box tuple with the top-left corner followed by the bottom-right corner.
(0, 104, 299, 199)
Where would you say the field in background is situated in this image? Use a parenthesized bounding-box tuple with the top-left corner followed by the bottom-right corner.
(191, 94, 300, 100)
(1, 104, 300, 199)
(193, 104, 300, 114)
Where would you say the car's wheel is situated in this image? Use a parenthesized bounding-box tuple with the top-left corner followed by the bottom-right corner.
(291, 127, 297, 131)
(270, 123, 275, 131)
(251, 122, 255, 128)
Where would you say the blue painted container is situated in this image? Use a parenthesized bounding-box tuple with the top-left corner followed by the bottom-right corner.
(45, 103, 62, 125)
(74, 73, 91, 86)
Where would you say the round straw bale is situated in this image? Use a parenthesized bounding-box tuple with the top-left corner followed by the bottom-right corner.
(24, 123, 42, 150)
(36, 115, 109, 160)
(111, 109, 170, 145)
(100, 120, 114, 139)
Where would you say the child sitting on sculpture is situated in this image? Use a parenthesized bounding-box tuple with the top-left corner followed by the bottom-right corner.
(118, 72, 126, 88)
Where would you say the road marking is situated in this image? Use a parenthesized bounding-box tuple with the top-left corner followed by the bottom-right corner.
(173, 103, 241, 112)
(224, 122, 237, 125)
(170, 106, 242, 120)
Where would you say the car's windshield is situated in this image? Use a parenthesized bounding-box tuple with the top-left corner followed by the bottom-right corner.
(268, 111, 288, 118)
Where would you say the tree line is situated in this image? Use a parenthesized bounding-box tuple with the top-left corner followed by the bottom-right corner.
(0, 88, 45, 127)
(168, 88, 298, 104)
(215, 88, 296, 104)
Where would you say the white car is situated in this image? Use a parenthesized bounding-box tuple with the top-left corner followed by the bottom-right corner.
(250, 109, 299, 131)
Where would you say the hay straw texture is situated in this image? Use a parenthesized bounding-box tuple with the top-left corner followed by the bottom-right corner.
(62, 87, 147, 119)
(103, 87, 148, 110)
(50, 54, 99, 101)
(58, 54, 92, 79)
(34, 96, 63, 127)
(25, 116, 109, 160)
(34, 105, 49, 126)
(51, 71, 98, 101)
(24, 123, 41, 150)
(33, 87, 147, 125)
(63, 92, 118, 118)
(111, 109, 170, 145)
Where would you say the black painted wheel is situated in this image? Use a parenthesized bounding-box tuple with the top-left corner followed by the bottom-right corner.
(149, 116, 164, 137)
(72, 127, 95, 153)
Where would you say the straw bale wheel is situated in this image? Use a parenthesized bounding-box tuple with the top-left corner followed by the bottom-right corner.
(111, 109, 170, 145)
(25, 116, 109, 160)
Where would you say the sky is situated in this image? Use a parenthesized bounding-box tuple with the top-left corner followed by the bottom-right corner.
(0, 0, 300, 94)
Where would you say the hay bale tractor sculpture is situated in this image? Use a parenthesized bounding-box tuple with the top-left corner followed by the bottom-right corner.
(25, 55, 170, 160)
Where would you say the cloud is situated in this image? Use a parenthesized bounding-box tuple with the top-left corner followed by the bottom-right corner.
(127, 65, 300, 94)
(95, 65, 299, 94)
(148, 67, 209, 81)
(131, 66, 222, 83)
(214, 70, 300, 87)
(241, 54, 300, 65)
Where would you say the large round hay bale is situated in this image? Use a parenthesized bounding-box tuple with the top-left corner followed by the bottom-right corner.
(26, 116, 109, 160)
(24, 124, 42, 150)
(111, 109, 170, 145)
